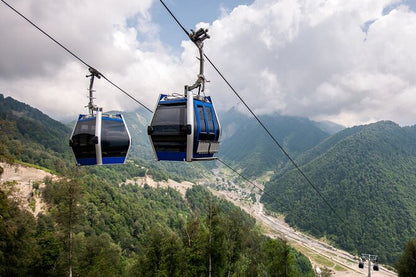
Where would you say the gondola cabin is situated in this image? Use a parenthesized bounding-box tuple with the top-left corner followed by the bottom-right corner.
(70, 111, 131, 165)
(148, 93, 220, 161)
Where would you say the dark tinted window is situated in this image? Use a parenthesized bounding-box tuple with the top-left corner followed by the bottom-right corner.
(71, 118, 96, 159)
(152, 104, 186, 126)
(73, 119, 95, 136)
(205, 107, 214, 133)
(197, 106, 206, 133)
(101, 119, 130, 157)
(150, 104, 187, 153)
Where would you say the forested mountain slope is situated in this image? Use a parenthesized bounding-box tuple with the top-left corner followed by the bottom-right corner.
(0, 94, 207, 181)
(0, 95, 314, 276)
(262, 120, 416, 264)
(219, 108, 334, 177)
(0, 94, 73, 172)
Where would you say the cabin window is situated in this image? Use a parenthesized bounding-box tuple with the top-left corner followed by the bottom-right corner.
(152, 104, 186, 126)
(197, 106, 206, 133)
(205, 107, 215, 134)
(101, 118, 130, 157)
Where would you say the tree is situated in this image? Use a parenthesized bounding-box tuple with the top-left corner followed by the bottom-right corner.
(262, 239, 295, 277)
(396, 239, 416, 277)
(131, 224, 184, 277)
(73, 232, 123, 277)
(33, 230, 64, 277)
(43, 173, 82, 277)
(182, 217, 209, 277)
(0, 189, 39, 276)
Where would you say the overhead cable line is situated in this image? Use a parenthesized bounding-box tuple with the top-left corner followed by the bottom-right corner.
(3, 0, 345, 225)
(1, 0, 153, 113)
(159, 0, 345, 225)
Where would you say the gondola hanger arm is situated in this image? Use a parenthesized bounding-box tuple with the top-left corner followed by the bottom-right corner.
(187, 28, 210, 94)
(86, 67, 103, 114)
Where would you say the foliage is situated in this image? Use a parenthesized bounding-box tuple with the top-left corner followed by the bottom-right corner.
(0, 95, 316, 275)
(396, 239, 416, 276)
(262, 121, 416, 264)
(1, 171, 314, 276)
(0, 95, 73, 173)
(0, 190, 39, 276)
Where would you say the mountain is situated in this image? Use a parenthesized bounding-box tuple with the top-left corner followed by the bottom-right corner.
(218, 108, 334, 177)
(313, 120, 345, 135)
(0, 95, 314, 276)
(118, 107, 153, 160)
(262, 120, 416, 263)
(0, 94, 73, 172)
(0, 94, 207, 181)
(5, 93, 415, 267)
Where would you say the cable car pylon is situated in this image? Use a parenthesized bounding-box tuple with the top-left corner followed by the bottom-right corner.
(148, 28, 221, 162)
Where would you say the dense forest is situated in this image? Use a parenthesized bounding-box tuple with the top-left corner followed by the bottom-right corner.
(0, 94, 314, 275)
(2, 94, 416, 273)
(262, 121, 416, 264)
(0, 166, 314, 276)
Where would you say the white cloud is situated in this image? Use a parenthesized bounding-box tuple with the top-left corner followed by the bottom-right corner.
(0, 0, 191, 121)
(1, 0, 416, 127)
(203, 0, 416, 126)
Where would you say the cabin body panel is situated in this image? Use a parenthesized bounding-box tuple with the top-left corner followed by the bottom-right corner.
(70, 113, 131, 166)
(148, 94, 220, 162)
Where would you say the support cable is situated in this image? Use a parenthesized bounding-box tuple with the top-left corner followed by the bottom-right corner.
(159, 0, 345, 224)
(1, 0, 153, 113)
(2, 0, 345, 225)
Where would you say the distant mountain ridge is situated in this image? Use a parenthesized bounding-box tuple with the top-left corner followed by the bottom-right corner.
(0, 94, 71, 151)
(218, 108, 342, 177)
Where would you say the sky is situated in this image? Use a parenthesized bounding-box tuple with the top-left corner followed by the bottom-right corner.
(1, 0, 416, 127)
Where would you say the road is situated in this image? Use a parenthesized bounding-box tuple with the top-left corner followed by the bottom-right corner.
(207, 166, 397, 276)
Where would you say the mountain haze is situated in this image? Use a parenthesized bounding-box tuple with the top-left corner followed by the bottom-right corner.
(219, 108, 335, 177)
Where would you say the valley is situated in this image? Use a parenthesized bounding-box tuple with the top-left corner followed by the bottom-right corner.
(115, 162, 399, 276)
(0, 160, 400, 276)
(1, 95, 414, 275)
(205, 164, 398, 276)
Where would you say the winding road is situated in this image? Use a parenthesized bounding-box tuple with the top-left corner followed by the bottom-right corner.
(208, 166, 397, 276)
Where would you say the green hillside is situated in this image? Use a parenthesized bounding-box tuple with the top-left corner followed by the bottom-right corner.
(0, 94, 73, 172)
(0, 94, 207, 182)
(0, 95, 314, 276)
(262, 120, 416, 264)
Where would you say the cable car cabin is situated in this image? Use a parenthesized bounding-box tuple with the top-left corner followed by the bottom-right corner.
(373, 264, 379, 271)
(358, 261, 364, 269)
(148, 93, 220, 161)
(69, 111, 131, 165)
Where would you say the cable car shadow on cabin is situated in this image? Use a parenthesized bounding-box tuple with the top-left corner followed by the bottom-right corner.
(69, 68, 131, 166)
(147, 28, 221, 162)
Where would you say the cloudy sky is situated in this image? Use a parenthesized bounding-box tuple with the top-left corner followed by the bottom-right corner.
(1, 0, 416, 127)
